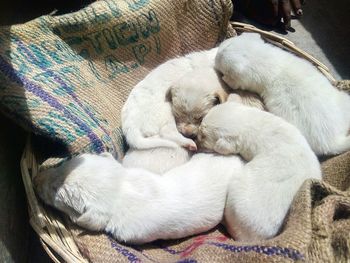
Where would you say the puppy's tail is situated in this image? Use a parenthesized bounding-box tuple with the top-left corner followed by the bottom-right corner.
(125, 129, 178, 150)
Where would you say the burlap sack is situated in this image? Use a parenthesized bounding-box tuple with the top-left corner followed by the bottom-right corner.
(1, 0, 349, 262)
(0, 0, 232, 161)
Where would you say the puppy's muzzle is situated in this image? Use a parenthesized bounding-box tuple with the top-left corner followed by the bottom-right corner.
(179, 125, 198, 140)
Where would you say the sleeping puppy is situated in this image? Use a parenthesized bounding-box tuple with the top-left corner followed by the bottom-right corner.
(167, 67, 264, 139)
(35, 152, 244, 244)
(215, 32, 350, 155)
(197, 99, 322, 241)
(122, 48, 218, 152)
(166, 68, 229, 139)
(122, 48, 218, 173)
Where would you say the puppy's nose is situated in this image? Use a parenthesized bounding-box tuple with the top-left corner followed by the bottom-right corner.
(179, 124, 198, 139)
(181, 129, 197, 140)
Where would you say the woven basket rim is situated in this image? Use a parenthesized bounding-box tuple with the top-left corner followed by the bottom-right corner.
(20, 22, 337, 263)
(21, 136, 88, 263)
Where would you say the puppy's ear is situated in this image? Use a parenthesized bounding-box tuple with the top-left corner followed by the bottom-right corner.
(165, 86, 173, 103)
(213, 89, 228, 105)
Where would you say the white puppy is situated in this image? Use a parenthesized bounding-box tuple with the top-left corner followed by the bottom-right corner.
(122, 48, 218, 152)
(166, 67, 229, 138)
(197, 101, 322, 241)
(167, 68, 265, 139)
(122, 48, 218, 174)
(215, 33, 350, 155)
(35, 152, 244, 244)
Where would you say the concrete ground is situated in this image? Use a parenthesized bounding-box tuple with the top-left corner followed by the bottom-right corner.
(0, 1, 348, 262)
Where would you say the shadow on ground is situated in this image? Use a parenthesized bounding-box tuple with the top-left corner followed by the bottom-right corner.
(298, 0, 350, 79)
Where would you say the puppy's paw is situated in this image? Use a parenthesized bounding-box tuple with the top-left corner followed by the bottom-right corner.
(75, 209, 109, 231)
(183, 139, 198, 152)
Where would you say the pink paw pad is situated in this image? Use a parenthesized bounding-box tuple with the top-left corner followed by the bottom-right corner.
(185, 142, 198, 152)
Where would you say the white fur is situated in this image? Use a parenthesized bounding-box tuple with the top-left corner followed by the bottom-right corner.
(197, 101, 322, 241)
(215, 33, 350, 155)
(122, 48, 218, 174)
(122, 48, 218, 151)
(167, 67, 228, 138)
(122, 146, 192, 174)
(35, 152, 244, 244)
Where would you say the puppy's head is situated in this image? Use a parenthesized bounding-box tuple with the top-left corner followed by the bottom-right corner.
(215, 33, 265, 92)
(196, 102, 230, 152)
(166, 68, 228, 139)
(34, 153, 116, 222)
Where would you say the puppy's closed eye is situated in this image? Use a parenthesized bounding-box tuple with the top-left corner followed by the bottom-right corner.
(194, 116, 203, 122)
(212, 90, 228, 105)
(209, 94, 221, 107)
(165, 87, 173, 103)
(213, 95, 221, 106)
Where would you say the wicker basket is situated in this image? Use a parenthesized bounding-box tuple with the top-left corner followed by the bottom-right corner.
(20, 22, 337, 263)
